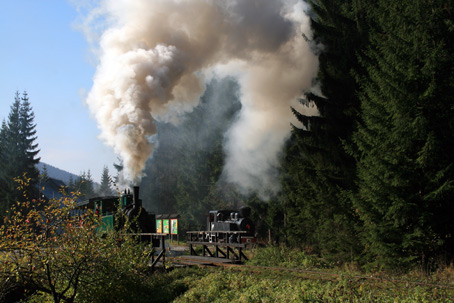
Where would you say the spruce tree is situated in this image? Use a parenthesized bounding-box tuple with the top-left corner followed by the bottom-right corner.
(99, 166, 113, 196)
(40, 164, 49, 182)
(1, 93, 22, 211)
(282, 0, 367, 261)
(19, 92, 40, 190)
(0, 92, 40, 215)
(75, 170, 96, 200)
(351, 0, 454, 269)
(84, 170, 96, 198)
(68, 175, 75, 192)
(0, 120, 9, 215)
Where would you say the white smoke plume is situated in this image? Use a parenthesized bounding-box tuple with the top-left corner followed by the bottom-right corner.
(82, 0, 318, 195)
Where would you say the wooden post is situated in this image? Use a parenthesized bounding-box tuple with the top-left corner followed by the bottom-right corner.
(161, 235, 165, 265)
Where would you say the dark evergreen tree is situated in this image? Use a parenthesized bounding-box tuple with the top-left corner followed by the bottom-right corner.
(37, 164, 50, 194)
(75, 170, 96, 199)
(40, 164, 49, 182)
(19, 92, 40, 183)
(0, 93, 22, 214)
(0, 120, 9, 215)
(282, 0, 367, 261)
(0, 92, 40, 215)
(248, 196, 285, 244)
(68, 175, 75, 193)
(98, 166, 114, 196)
(351, 0, 454, 269)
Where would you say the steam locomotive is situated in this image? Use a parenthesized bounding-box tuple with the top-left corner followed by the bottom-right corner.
(205, 207, 256, 243)
(76, 186, 156, 238)
(77, 187, 256, 245)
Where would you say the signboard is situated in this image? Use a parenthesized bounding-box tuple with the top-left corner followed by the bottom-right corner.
(171, 219, 178, 235)
(163, 219, 170, 234)
(156, 219, 162, 233)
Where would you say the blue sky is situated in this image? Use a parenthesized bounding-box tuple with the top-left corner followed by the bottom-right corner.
(0, 0, 117, 182)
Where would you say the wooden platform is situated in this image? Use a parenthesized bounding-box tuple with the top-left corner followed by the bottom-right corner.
(186, 231, 250, 262)
(174, 255, 242, 266)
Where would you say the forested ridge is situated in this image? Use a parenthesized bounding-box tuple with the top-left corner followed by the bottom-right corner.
(139, 0, 454, 270)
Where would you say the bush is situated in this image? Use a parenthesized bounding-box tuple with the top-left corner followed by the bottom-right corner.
(0, 177, 155, 303)
(246, 245, 331, 269)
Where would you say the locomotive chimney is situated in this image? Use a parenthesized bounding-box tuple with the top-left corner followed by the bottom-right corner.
(133, 186, 141, 207)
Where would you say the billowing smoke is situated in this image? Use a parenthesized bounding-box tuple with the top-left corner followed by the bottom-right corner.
(83, 0, 318, 196)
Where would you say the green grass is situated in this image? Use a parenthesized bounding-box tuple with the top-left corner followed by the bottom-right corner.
(23, 246, 454, 302)
(171, 246, 454, 302)
(172, 267, 453, 303)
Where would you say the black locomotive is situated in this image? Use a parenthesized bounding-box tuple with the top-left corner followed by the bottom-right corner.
(206, 207, 255, 243)
(121, 186, 156, 234)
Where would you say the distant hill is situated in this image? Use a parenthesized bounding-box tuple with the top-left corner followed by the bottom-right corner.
(36, 162, 78, 185)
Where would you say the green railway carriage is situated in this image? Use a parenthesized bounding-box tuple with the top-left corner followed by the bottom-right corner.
(76, 196, 118, 232)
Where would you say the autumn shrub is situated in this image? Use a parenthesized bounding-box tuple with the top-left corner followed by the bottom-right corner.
(0, 177, 107, 303)
(0, 176, 155, 303)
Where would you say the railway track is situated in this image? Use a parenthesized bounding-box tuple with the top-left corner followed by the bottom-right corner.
(170, 255, 454, 290)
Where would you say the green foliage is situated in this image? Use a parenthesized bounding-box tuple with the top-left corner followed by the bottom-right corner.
(351, 0, 454, 269)
(282, 0, 364, 262)
(0, 176, 101, 302)
(0, 121, 8, 215)
(247, 245, 331, 270)
(72, 170, 96, 200)
(248, 197, 285, 243)
(0, 91, 40, 216)
(97, 166, 113, 196)
(281, 0, 454, 271)
(75, 238, 154, 303)
(173, 266, 453, 303)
